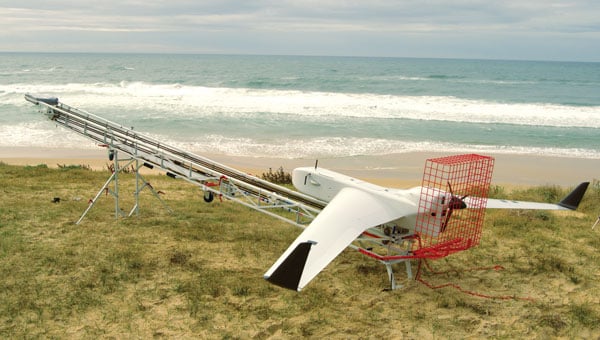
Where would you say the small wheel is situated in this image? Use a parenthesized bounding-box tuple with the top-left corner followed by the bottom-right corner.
(203, 191, 214, 203)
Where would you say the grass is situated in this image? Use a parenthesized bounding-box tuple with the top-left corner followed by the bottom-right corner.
(0, 162, 599, 338)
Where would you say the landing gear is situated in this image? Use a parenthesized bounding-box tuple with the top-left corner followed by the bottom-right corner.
(384, 260, 413, 290)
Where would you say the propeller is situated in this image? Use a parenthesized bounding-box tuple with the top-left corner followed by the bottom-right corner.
(441, 182, 468, 232)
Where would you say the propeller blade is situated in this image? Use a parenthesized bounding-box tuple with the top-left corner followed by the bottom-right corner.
(441, 208, 453, 232)
(440, 182, 468, 232)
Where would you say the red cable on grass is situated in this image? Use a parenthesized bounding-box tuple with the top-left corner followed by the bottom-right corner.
(415, 258, 535, 302)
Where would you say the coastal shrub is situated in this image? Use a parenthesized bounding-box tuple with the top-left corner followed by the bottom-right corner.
(104, 162, 136, 173)
(261, 166, 292, 184)
(24, 163, 48, 169)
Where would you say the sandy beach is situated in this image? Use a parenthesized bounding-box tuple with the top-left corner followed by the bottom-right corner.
(0, 146, 596, 188)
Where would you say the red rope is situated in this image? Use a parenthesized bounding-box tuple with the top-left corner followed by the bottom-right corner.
(415, 258, 535, 302)
(357, 232, 534, 301)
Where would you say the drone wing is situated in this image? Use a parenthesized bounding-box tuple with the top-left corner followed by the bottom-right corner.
(471, 182, 589, 211)
(264, 187, 411, 291)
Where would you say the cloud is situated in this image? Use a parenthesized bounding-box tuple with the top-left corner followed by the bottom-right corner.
(1, 0, 599, 60)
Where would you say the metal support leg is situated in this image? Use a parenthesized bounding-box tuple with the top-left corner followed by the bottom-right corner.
(128, 161, 173, 216)
(76, 171, 118, 225)
(76, 149, 131, 224)
(113, 150, 120, 219)
(384, 259, 413, 290)
(405, 259, 413, 280)
(132, 158, 140, 217)
(385, 263, 397, 290)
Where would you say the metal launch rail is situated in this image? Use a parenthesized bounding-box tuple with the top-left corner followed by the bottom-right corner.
(24, 94, 325, 227)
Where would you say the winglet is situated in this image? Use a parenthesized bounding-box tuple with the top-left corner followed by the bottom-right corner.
(558, 182, 589, 210)
(264, 241, 315, 291)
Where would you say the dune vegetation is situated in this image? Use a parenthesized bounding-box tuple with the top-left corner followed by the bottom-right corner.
(0, 162, 599, 338)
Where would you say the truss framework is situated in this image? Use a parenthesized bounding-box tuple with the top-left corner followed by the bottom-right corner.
(25, 94, 323, 229)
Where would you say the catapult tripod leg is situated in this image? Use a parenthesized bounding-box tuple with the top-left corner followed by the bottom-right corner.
(128, 163, 173, 216)
(76, 149, 133, 224)
(109, 150, 134, 220)
(76, 172, 117, 225)
(129, 159, 144, 217)
(132, 159, 140, 216)
(113, 150, 120, 219)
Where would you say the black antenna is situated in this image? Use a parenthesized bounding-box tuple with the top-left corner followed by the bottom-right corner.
(314, 159, 319, 170)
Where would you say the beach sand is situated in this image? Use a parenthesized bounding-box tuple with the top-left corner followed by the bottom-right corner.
(0, 146, 597, 188)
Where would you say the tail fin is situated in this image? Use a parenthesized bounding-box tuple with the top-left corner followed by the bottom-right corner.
(558, 182, 589, 210)
(264, 242, 314, 291)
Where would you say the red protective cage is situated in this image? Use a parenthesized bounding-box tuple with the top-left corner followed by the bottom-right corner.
(414, 154, 494, 258)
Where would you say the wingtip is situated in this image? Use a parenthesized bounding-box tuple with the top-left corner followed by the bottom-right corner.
(558, 182, 589, 210)
(264, 242, 314, 291)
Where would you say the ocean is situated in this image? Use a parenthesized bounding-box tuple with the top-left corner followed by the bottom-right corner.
(1, 53, 599, 159)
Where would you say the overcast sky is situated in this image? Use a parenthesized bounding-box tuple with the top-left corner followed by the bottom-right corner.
(1, 1, 599, 61)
